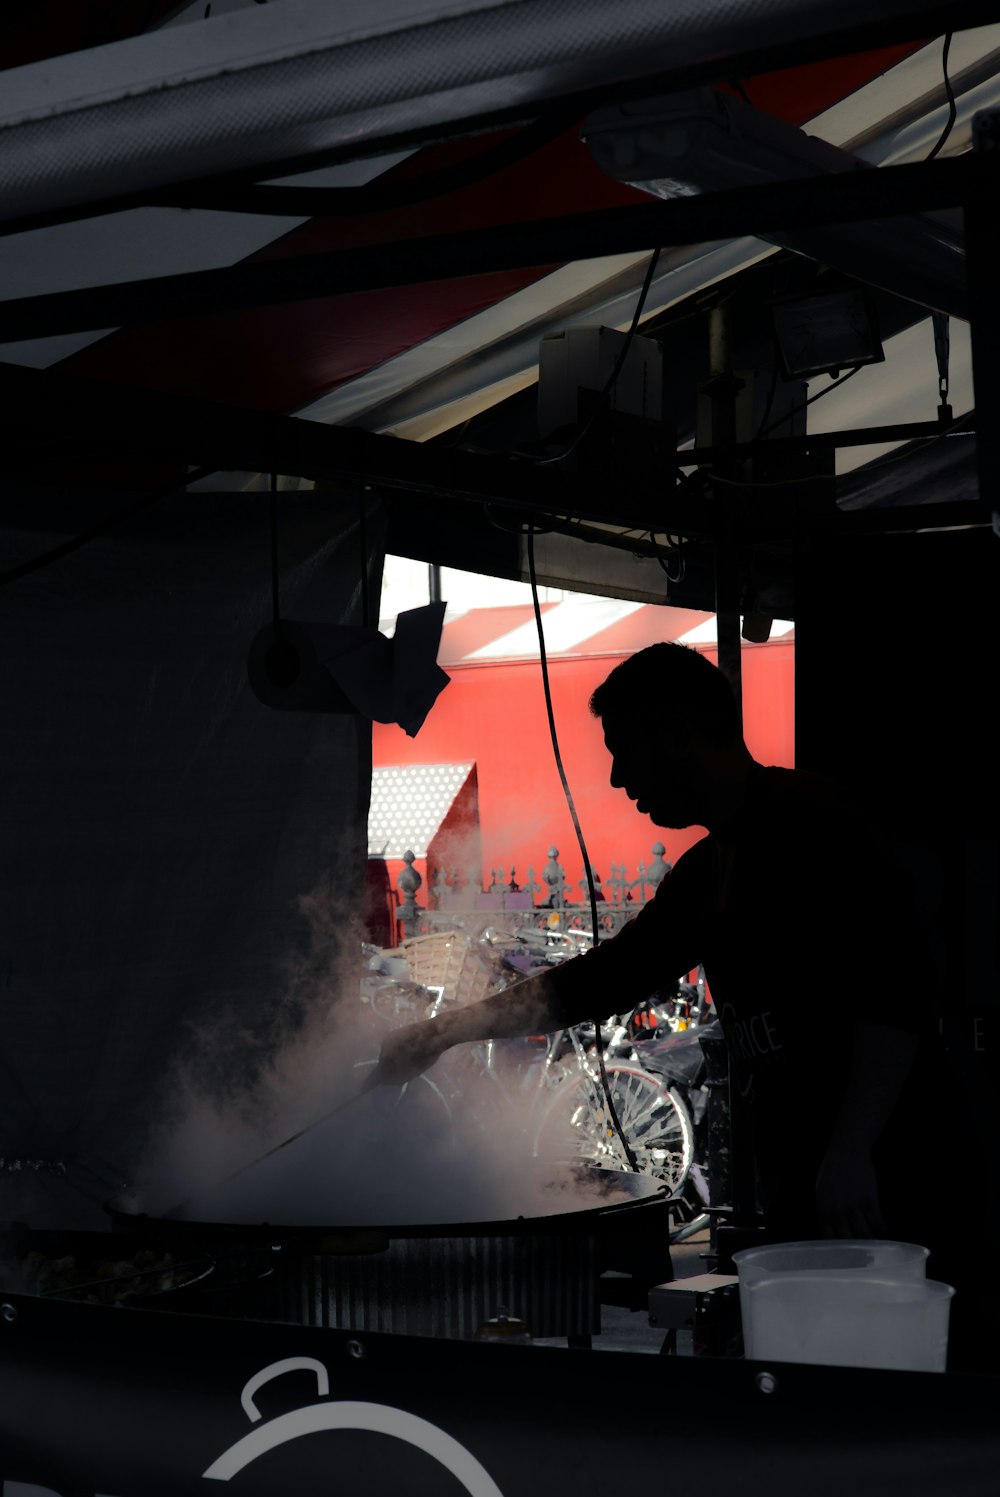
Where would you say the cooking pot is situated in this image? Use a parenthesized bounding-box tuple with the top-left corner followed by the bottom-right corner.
(105, 1161, 667, 1246)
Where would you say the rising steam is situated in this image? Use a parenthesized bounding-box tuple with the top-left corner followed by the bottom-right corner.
(132, 883, 638, 1228)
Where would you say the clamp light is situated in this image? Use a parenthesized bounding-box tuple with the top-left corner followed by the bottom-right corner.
(770, 286, 884, 380)
(582, 89, 967, 321)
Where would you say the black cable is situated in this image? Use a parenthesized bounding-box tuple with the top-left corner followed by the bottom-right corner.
(680, 365, 876, 493)
(0, 464, 217, 589)
(756, 363, 864, 442)
(483, 502, 576, 536)
(269, 472, 281, 634)
(526, 527, 639, 1174)
(526, 247, 662, 468)
(656, 532, 686, 585)
(751, 363, 780, 445)
(926, 34, 957, 162)
(358, 485, 370, 628)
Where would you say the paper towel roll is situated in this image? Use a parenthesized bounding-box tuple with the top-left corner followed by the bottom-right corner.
(247, 603, 449, 737)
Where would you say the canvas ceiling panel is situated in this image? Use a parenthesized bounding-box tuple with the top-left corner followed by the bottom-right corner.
(0, 0, 949, 226)
(804, 26, 1000, 160)
(296, 38, 958, 434)
(0, 205, 309, 371)
(301, 239, 774, 433)
(46, 122, 641, 411)
(37, 32, 933, 417)
(53, 269, 557, 414)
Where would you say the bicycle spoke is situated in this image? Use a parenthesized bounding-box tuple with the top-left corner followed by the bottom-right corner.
(535, 1065, 693, 1189)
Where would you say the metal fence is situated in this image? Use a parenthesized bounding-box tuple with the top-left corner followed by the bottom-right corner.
(392, 841, 674, 942)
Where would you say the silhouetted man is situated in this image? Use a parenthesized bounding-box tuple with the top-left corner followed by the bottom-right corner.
(376, 642, 986, 1362)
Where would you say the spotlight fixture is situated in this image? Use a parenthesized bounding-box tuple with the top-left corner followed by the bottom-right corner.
(770, 287, 884, 381)
(582, 88, 966, 320)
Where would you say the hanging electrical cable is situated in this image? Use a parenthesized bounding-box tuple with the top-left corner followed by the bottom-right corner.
(926, 34, 957, 162)
(525, 247, 662, 468)
(655, 531, 687, 585)
(525, 525, 639, 1173)
(265, 470, 302, 688)
(358, 481, 370, 629)
(270, 471, 281, 629)
(756, 363, 864, 442)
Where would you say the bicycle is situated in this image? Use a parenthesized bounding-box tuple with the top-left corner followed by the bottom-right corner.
(360, 935, 700, 1233)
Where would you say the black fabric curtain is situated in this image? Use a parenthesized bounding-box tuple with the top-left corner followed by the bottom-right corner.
(1, 485, 382, 1228)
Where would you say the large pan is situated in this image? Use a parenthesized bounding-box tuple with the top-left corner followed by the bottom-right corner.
(104, 1162, 669, 1251)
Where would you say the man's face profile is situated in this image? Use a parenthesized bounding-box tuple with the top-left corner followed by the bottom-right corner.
(602, 711, 704, 830)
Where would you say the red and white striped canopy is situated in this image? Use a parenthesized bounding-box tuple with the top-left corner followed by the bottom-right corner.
(437, 601, 794, 668)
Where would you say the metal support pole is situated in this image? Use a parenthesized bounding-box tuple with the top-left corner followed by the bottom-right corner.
(703, 304, 745, 726)
(966, 113, 1000, 538)
(701, 307, 756, 1229)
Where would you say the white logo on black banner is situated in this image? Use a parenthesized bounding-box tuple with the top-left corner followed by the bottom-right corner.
(202, 1357, 504, 1495)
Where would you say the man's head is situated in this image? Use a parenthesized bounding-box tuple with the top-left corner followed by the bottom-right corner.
(589, 642, 751, 831)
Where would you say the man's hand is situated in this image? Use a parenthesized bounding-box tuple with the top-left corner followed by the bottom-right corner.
(367, 1019, 449, 1089)
(815, 1144, 889, 1238)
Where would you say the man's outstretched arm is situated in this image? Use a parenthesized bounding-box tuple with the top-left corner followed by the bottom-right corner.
(368, 848, 710, 1089)
(370, 966, 590, 1087)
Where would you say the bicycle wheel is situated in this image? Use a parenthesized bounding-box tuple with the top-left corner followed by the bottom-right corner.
(532, 1065, 694, 1193)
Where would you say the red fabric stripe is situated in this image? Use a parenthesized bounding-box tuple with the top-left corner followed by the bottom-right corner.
(55, 268, 560, 413)
(725, 40, 928, 126)
(55, 124, 637, 411)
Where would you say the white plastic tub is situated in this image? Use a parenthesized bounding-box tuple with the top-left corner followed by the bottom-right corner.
(745, 1274, 954, 1372)
(730, 1239, 940, 1371)
(732, 1240, 930, 1360)
(733, 1239, 930, 1284)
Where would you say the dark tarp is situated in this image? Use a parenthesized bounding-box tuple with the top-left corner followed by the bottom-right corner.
(0, 485, 383, 1228)
(837, 431, 979, 511)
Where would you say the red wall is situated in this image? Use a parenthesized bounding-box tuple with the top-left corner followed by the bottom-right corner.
(374, 642, 794, 902)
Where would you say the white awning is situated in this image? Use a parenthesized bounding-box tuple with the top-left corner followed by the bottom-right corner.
(368, 761, 475, 857)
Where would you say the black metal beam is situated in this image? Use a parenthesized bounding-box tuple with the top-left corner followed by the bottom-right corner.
(2, 363, 985, 547)
(1, 3, 997, 244)
(685, 421, 975, 465)
(759, 499, 992, 539)
(0, 362, 713, 538)
(1, 154, 996, 342)
(965, 122, 1000, 536)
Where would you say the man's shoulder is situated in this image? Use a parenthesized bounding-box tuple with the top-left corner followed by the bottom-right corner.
(755, 763, 867, 824)
(652, 833, 715, 893)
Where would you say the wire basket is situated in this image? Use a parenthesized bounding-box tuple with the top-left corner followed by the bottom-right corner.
(392, 931, 496, 1007)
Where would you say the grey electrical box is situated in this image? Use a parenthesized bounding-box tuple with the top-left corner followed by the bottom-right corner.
(538, 325, 665, 439)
